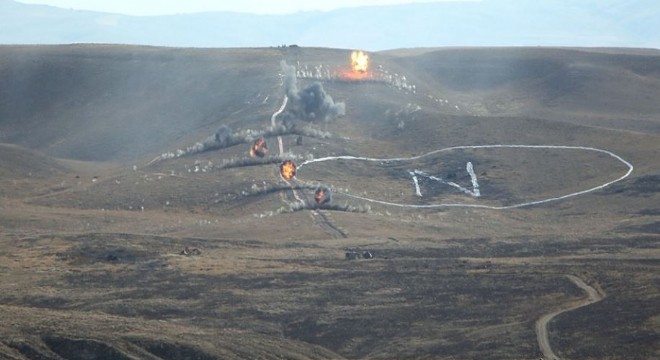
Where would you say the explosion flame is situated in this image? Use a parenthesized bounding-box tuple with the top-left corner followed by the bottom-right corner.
(351, 50, 369, 73)
(314, 186, 332, 205)
(340, 50, 370, 80)
(249, 138, 269, 158)
(280, 160, 297, 181)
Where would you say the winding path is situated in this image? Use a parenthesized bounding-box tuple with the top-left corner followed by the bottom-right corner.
(535, 275, 605, 360)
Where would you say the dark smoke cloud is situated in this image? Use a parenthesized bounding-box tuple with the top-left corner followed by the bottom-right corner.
(218, 155, 295, 170)
(153, 123, 331, 164)
(315, 185, 332, 206)
(281, 61, 346, 122)
(151, 62, 341, 165)
(246, 181, 319, 198)
(181, 125, 241, 156)
(214, 125, 233, 146)
(286, 201, 370, 214)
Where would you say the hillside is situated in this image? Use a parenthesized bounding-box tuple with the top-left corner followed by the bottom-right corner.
(2, 45, 659, 163)
(0, 45, 658, 359)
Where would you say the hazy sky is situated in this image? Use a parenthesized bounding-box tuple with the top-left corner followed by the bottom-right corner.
(15, 0, 471, 15)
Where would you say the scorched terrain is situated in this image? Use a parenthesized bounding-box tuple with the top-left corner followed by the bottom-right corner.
(0, 45, 658, 359)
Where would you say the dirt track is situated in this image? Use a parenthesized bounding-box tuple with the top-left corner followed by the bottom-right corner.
(1, 45, 658, 359)
(536, 275, 605, 360)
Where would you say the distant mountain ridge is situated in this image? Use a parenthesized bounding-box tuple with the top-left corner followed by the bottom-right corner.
(1, 0, 659, 50)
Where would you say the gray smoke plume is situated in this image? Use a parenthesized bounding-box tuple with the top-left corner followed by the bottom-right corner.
(314, 185, 332, 206)
(153, 123, 331, 164)
(181, 125, 240, 156)
(280, 61, 346, 122)
(286, 201, 370, 214)
(245, 180, 319, 198)
(150, 62, 341, 165)
(219, 154, 296, 170)
(214, 125, 233, 146)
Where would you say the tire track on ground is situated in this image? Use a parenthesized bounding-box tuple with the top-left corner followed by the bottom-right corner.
(297, 189, 347, 239)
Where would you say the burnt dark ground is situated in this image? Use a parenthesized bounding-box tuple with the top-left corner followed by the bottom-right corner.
(0, 45, 659, 359)
(0, 230, 656, 359)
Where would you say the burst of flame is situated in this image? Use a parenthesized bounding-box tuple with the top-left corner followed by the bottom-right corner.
(351, 50, 369, 73)
(280, 160, 296, 181)
(249, 138, 269, 158)
(314, 187, 331, 205)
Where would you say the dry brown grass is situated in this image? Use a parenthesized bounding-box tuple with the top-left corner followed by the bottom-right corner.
(0, 45, 658, 359)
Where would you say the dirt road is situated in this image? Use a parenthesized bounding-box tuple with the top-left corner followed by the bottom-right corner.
(536, 275, 605, 360)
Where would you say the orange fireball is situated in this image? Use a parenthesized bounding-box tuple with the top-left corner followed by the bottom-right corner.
(280, 160, 296, 181)
(351, 50, 369, 73)
(249, 138, 269, 158)
(314, 187, 332, 205)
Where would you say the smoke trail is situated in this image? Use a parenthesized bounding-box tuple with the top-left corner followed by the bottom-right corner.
(281, 60, 299, 98)
(152, 124, 331, 164)
(214, 125, 233, 146)
(244, 180, 320, 198)
(149, 62, 341, 166)
(286, 201, 370, 214)
(174, 125, 242, 157)
(280, 60, 346, 122)
(218, 155, 297, 170)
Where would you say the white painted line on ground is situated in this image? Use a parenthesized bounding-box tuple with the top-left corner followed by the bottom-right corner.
(409, 171, 422, 197)
(298, 145, 634, 210)
(412, 168, 480, 198)
(467, 161, 480, 197)
(272, 95, 288, 156)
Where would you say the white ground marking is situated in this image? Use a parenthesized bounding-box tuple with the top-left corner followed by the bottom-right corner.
(272, 95, 288, 156)
(412, 164, 481, 198)
(409, 171, 422, 197)
(297, 145, 634, 209)
(466, 161, 480, 197)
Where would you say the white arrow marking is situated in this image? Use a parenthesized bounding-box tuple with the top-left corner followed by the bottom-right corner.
(297, 145, 634, 210)
(411, 162, 480, 198)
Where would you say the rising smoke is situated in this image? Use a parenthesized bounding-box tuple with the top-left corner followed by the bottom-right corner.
(245, 180, 319, 198)
(214, 125, 233, 146)
(219, 154, 296, 170)
(157, 125, 241, 160)
(314, 185, 332, 205)
(280, 61, 346, 122)
(154, 123, 330, 163)
(152, 62, 342, 164)
(286, 201, 371, 214)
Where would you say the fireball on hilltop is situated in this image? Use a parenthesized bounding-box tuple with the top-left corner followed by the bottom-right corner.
(351, 50, 369, 73)
(314, 186, 332, 206)
(249, 138, 269, 158)
(341, 50, 370, 80)
(280, 160, 296, 181)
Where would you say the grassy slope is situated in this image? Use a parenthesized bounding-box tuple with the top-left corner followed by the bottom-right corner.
(0, 45, 658, 359)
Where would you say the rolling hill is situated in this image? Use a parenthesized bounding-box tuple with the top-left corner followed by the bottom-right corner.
(0, 45, 658, 359)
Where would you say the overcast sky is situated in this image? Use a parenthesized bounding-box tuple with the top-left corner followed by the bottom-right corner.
(15, 0, 471, 15)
